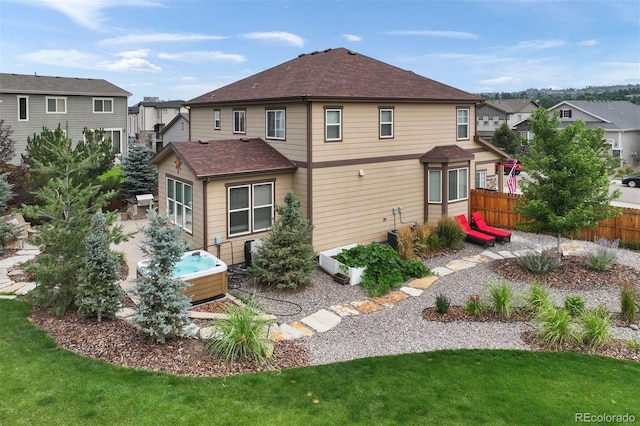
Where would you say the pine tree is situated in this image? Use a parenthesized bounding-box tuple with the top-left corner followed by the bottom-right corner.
(248, 190, 316, 289)
(121, 144, 157, 200)
(134, 209, 191, 343)
(76, 212, 122, 322)
(0, 173, 20, 253)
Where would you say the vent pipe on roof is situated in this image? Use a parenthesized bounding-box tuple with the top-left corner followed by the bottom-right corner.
(198, 139, 209, 144)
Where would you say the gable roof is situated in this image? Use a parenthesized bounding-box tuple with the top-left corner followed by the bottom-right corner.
(0, 73, 131, 97)
(151, 138, 297, 179)
(187, 48, 482, 105)
(481, 99, 539, 114)
(160, 113, 189, 135)
(551, 100, 640, 129)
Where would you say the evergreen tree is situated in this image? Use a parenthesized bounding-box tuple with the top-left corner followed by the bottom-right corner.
(134, 209, 191, 343)
(248, 190, 316, 289)
(0, 119, 16, 166)
(121, 144, 157, 200)
(76, 212, 122, 322)
(0, 173, 20, 252)
(514, 108, 622, 263)
(491, 123, 520, 155)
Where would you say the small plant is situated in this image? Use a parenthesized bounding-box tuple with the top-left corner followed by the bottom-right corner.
(535, 307, 579, 349)
(206, 298, 273, 366)
(620, 285, 638, 324)
(619, 240, 640, 251)
(486, 279, 514, 319)
(463, 294, 483, 316)
(396, 225, 416, 260)
(412, 223, 433, 257)
(518, 250, 560, 274)
(436, 216, 465, 250)
(584, 238, 618, 271)
(435, 293, 451, 314)
(580, 305, 611, 348)
(626, 339, 640, 350)
(524, 282, 553, 314)
(564, 294, 586, 317)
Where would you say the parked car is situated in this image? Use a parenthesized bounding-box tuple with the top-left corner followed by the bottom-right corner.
(495, 159, 522, 175)
(621, 174, 640, 188)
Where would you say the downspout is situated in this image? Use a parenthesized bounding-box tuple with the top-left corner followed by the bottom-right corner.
(202, 180, 208, 253)
(306, 99, 313, 244)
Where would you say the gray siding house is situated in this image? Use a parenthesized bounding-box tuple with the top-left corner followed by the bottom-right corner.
(476, 99, 539, 139)
(0, 73, 131, 164)
(159, 113, 189, 149)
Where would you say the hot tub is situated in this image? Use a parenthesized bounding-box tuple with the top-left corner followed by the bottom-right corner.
(137, 250, 228, 304)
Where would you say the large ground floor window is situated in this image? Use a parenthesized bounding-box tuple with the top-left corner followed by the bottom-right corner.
(448, 168, 468, 201)
(228, 182, 274, 236)
(167, 177, 192, 232)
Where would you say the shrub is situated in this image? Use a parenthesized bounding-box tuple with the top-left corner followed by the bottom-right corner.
(487, 279, 514, 319)
(584, 238, 618, 271)
(435, 293, 451, 314)
(463, 294, 483, 316)
(620, 285, 638, 324)
(413, 223, 433, 257)
(518, 250, 560, 274)
(535, 307, 579, 349)
(436, 216, 465, 250)
(580, 306, 611, 348)
(564, 294, 586, 317)
(524, 282, 553, 314)
(619, 240, 640, 251)
(396, 225, 416, 260)
(206, 299, 273, 366)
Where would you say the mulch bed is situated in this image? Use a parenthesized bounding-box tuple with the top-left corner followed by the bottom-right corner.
(421, 306, 533, 322)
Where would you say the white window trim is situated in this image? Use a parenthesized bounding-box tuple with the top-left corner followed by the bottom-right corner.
(233, 110, 246, 134)
(325, 108, 342, 141)
(379, 108, 394, 139)
(93, 97, 113, 113)
(46, 96, 67, 114)
(228, 182, 274, 237)
(428, 170, 442, 204)
(475, 170, 487, 189)
(88, 128, 124, 155)
(214, 109, 221, 130)
(448, 167, 469, 202)
(17, 96, 29, 121)
(266, 109, 286, 140)
(166, 177, 193, 233)
(457, 108, 469, 140)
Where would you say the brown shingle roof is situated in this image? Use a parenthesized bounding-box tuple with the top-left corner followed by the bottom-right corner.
(151, 138, 297, 179)
(420, 145, 475, 162)
(187, 48, 481, 105)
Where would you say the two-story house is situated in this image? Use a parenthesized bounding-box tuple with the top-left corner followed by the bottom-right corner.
(127, 98, 188, 152)
(151, 48, 509, 265)
(0, 73, 130, 164)
(476, 99, 539, 139)
(159, 113, 189, 149)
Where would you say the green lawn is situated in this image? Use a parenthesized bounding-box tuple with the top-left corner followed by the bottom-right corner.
(1, 299, 638, 425)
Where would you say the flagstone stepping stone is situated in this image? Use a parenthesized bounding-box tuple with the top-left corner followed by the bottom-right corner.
(0, 295, 17, 300)
(385, 290, 408, 302)
(300, 309, 341, 332)
(329, 303, 361, 317)
(0, 255, 36, 269)
(432, 266, 454, 277)
(290, 321, 314, 336)
(408, 275, 438, 289)
(0, 278, 14, 288)
(14, 282, 36, 295)
(480, 250, 504, 260)
(199, 326, 222, 340)
(0, 282, 28, 293)
(400, 286, 423, 297)
(497, 251, 516, 259)
(445, 259, 478, 272)
(371, 296, 394, 307)
(351, 300, 384, 314)
(463, 254, 492, 263)
(17, 249, 40, 256)
(271, 323, 309, 340)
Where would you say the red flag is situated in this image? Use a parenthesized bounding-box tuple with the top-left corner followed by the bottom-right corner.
(506, 165, 517, 194)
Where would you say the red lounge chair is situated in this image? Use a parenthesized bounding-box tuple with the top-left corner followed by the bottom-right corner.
(470, 211, 512, 243)
(454, 214, 495, 248)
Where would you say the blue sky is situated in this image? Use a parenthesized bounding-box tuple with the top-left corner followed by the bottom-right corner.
(1, 0, 639, 105)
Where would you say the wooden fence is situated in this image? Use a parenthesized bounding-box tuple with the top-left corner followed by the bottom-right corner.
(470, 189, 640, 243)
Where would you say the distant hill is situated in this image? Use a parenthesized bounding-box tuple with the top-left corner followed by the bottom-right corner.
(476, 84, 640, 108)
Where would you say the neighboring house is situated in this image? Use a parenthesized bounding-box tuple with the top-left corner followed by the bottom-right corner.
(476, 99, 539, 139)
(128, 97, 188, 152)
(0, 73, 131, 164)
(151, 48, 509, 265)
(159, 113, 189, 149)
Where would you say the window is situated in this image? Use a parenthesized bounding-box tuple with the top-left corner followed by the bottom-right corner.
(483, 115, 489, 125)
(475, 170, 487, 189)
(493, 115, 499, 125)
(214, 109, 221, 130)
(167, 178, 193, 232)
(92, 129, 123, 154)
(228, 182, 274, 236)
(46, 97, 66, 113)
(448, 168, 468, 202)
(233, 110, 246, 134)
(18, 96, 28, 121)
(93, 98, 113, 113)
(379, 108, 394, 138)
(457, 108, 469, 139)
(560, 109, 572, 118)
(325, 108, 342, 141)
(266, 109, 285, 139)
(428, 170, 442, 203)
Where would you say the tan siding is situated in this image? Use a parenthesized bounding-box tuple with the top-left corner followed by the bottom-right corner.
(447, 202, 469, 219)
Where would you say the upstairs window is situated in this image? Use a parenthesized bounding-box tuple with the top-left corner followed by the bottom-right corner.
(493, 115, 499, 125)
(18, 96, 28, 121)
(233, 110, 246, 134)
(93, 98, 113, 113)
(560, 109, 572, 118)
(214, 109, 221, 130)
(325, 108, 342, 141)
(379, 108, 394, 138)
(46, 97, 66, 113)
(266, 109, 285, 139)
(483, 115, 489, 125)
(457, 108, 469, 140)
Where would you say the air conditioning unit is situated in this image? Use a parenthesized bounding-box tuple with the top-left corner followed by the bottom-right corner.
(243, 239, 264, 267)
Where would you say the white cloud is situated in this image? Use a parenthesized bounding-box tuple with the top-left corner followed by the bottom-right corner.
(479, 76, 522, 86)
(158, 51, 246, 63)
(20, 48, 161, 72)
(579, 39, 598, 47)
(342, 34, 362, 42)
(118, 49, 150, 58)
(241, 31, 305, 47)
(516, 40, 565, 50)
(100, 33, 228, 45)
(96, 57, 161, 72)
(385, 30, 478, 40)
